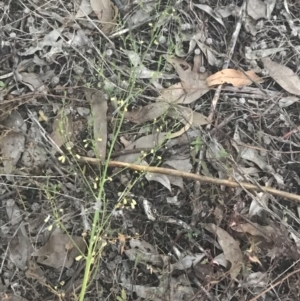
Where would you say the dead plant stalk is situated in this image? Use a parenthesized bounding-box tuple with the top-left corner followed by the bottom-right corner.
(79, 157, 300, 203)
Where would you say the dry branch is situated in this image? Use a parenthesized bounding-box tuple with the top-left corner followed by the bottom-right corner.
(79, 157, 300, 203)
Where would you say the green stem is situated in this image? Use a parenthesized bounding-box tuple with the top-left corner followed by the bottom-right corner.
(79, 105, 127, 301)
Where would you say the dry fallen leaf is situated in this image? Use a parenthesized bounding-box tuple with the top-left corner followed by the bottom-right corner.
(158, 82, 186, 103)
(0, 111, 26, 174)
(167, 106, 209, 127)
(163, 154, 192, 189)
(247, 0, 267, 20)
(122, 275, 194, 301)
(206, 69, 263, 87)
(232, 126, 268, 170)
(123, 55, 210, 124)
(9, 227, 33, 271)
(50, 110, 73, 154)
(262, 57, 300, 96)
(231, 222, 275, 242)
(125, 102, 209, 127)
(85, 88, 107, 161)
(170, 254, 206, 271)
(21, 122, 48, 169)
(204, 223, 243, 279)
(195, 41, 220, 67)
(125, 248, 169, 268)
(6, 199, 23, 226)
(90, 0, 117, 34)
(164, 56, 210, 104)
(278, 96, 299, 108)
(125, 102, 170, 124)
(76, 0, 93, 18)
(146, 169, 171, 191)
(193, 4, 225, 27)
(32, 228, 86, 269)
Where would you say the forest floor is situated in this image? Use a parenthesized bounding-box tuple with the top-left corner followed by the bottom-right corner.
(1, 0, 300, 300)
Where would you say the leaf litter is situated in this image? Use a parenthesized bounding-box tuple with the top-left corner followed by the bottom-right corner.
(2, 0, 300, 300)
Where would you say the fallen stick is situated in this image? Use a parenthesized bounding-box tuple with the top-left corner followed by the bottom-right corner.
(79, 157, 300, 203)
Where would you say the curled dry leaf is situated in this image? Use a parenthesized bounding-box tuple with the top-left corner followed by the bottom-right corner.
(85, 88, 107, 161)
(262, 57, 300, 96)
(206, 69, 263, 87)
(146, 171, 171, 191)
(203, 223, 243, 279)
(143, 160, 172, 192)
(90, 0, 118, 34)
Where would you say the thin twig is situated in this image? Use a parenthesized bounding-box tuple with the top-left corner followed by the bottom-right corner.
(78, 157, 300, 203)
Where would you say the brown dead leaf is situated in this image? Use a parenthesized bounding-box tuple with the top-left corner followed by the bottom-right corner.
(18, 72, 46, 92)
(32, 228, 86, 269)
(0, 111, 26, 174)
(76, 0, 93, 18)
(195, 41, 220, 67)
(123, 55, 210, 124)
(146, 168, 172, 191)
(159, 82, 186, 103)
(204, 223, 243, 279)
(125, 102, 170, 124)
(50, 110, 73, 154)
(231, 223, 276, 242)
(125, 101, 209, 127)
(164, 56, 210, 104)
(262, 57, 300, 96)
(85, 88, 107, 161)
(90, 0, 117, 34)
(9, 227, 33, 271)
(206, 69, 263, 87)
(247, 0, 267, 20)
(167, 106, 209, 126)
